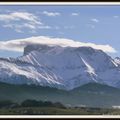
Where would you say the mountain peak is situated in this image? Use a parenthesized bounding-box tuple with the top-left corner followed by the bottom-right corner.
(24, 44, 53, 55)
(23, 44, 102, 56)
(0, 43, 120, 90)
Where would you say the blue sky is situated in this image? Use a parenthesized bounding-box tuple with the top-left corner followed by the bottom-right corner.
(0, 5, 120, 58)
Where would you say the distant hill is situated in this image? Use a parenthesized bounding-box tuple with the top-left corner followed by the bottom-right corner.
(0, 81, 120, 108)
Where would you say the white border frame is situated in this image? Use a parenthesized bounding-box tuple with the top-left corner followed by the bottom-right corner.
(0, 2, 120, 118)
(0, 2, 120, 5)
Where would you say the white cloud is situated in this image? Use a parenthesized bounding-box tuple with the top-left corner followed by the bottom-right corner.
(0, 36, 116, 53)
(38, 25, 51, 29)
(23, 23, 36, 29)
(0, 12, 41, 24)
(0, 11, 51, 33)
(91, 18, 99, 23)
(43, 11, 60, 16)
(71, 13, 79, 16)
(113, 16, 119, 18)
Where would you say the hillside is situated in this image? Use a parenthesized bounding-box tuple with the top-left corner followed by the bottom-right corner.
(0, 81, 120, 108)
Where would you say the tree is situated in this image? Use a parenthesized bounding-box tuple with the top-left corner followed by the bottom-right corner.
(21, 99, 40, 107)
(0, 100, 17, 108)
(54, 102, 66, 109)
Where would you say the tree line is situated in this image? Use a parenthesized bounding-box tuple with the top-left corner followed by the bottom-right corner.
(0, 99, 66, 109)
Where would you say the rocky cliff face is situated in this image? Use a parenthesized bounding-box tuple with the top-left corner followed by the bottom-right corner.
(0, 44, 120, 90)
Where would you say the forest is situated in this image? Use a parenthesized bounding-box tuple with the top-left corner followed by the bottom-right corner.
(0, 99, 120, 115)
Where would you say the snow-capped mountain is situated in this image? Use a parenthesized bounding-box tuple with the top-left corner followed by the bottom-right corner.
(0, 44, 120, 90)
(114, 57, 120, 66)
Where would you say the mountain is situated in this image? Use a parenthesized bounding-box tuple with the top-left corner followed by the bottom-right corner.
(0, 81, 120, 108)
(114, 57, 120, 66)
(0, 44, 120, 90)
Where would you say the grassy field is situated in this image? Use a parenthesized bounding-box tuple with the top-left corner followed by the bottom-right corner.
(0, 106, 120, 115)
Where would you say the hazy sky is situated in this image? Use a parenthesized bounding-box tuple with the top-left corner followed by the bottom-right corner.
(0, 5, 120, 58)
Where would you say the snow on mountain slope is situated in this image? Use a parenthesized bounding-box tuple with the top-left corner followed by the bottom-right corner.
(0, 44, 120, 90)
(114, 57, 120, 65)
